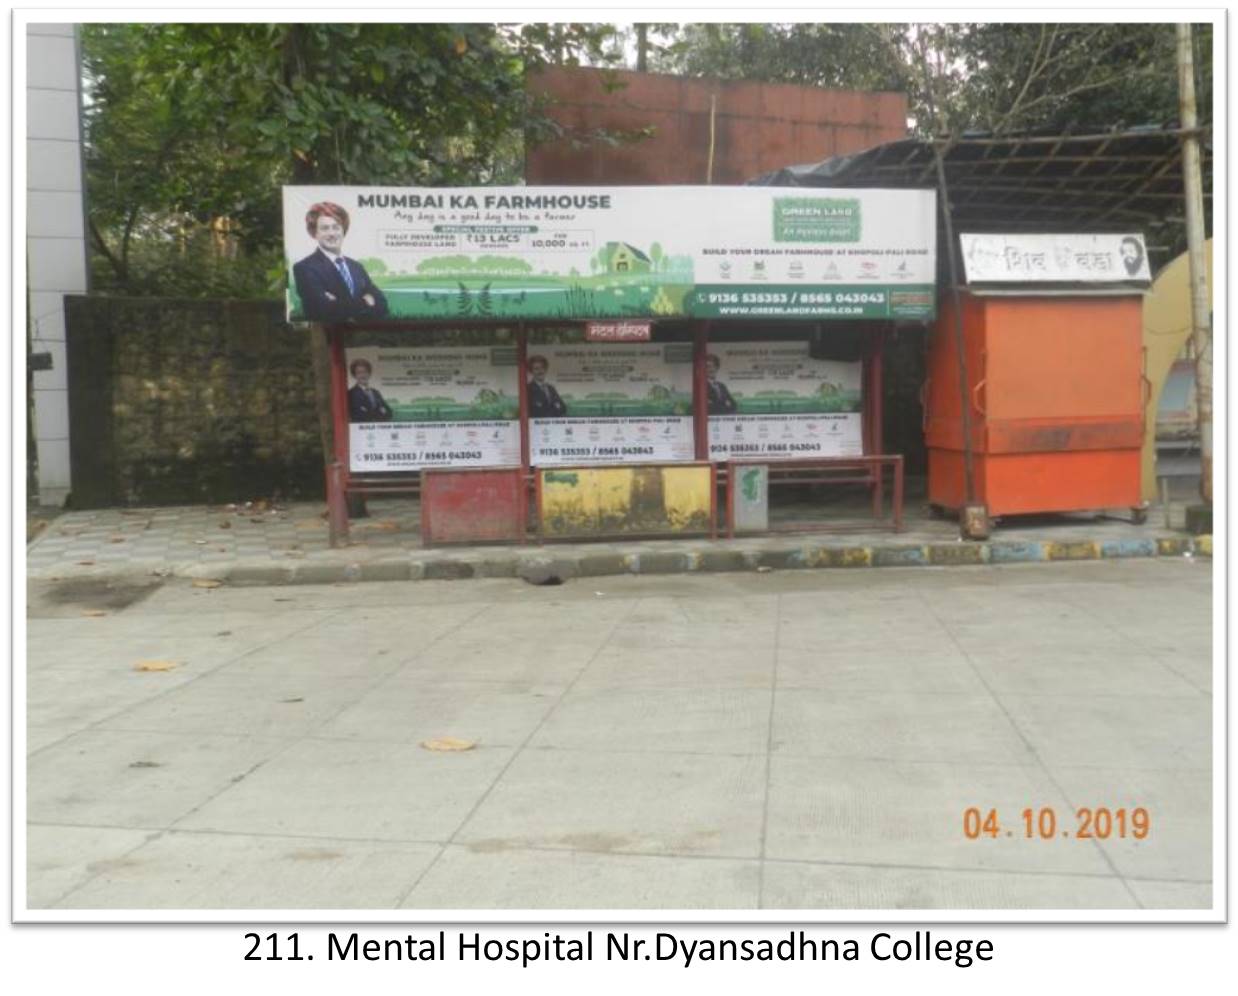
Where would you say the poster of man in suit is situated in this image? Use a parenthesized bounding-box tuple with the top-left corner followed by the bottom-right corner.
(343, 347, 520, 472)
(706, 343, 863, 460)
(292, 202, 389, 323)
(347, 358, 393, 423)
(705, 353, 738, 415)
(526, 355, 568, 418)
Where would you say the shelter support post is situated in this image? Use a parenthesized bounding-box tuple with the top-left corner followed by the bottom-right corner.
(1177, 23, 1212, 509)
(933, 140, 989, 540)
(517, 322, 532, 538)
(868, 327, 886, 519)
(327, 327, 351, 547)
(693, 322, 709, 461)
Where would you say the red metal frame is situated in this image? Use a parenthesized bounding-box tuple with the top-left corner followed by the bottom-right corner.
(326, 326, 351, 547)
(420, 465, 526, 546)
(693, 321, 709, 461)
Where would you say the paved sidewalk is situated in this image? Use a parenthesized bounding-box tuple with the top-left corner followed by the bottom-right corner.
(25, 497, 1211, 587)
(25, 559, 1213, 912)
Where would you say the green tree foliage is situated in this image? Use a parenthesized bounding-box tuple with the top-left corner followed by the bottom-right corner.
(651, 23, 905, 93)
(82, 22, 620, 297)
(876, 22, 1211, 135)
(648, 22, 1210, 137)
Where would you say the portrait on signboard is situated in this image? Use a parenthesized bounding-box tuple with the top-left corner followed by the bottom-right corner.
(1120, 236, 1146, 278)
(347, 358, 393, 423)
(292, 202, 390, 323)
(705, 353, 738, 415)
(527, 355, 568, 418)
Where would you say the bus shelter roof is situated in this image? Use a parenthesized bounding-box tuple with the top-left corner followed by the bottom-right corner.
(749, 125, 1211, 261)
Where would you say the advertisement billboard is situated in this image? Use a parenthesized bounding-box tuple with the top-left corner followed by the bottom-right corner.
(344, 346, 520, 472)
(705, 343, 864, 460)
(526, 343, 695, 467)
(283, 186, 937, 323)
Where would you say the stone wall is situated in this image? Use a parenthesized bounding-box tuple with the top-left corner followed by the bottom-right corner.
(65, 296, 324, 507)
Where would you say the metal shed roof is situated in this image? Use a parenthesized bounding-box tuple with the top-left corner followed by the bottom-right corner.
(749, 126, 1211, 256)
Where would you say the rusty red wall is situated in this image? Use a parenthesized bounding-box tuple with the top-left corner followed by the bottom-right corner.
(526, 66, 908, 185)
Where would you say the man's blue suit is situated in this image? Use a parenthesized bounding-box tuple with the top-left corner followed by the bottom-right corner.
(292, 248, 390, 322)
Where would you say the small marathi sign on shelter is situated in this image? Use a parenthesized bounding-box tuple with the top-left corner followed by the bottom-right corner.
(960, 233, 1152, 285)
(585, 320, 652, 342)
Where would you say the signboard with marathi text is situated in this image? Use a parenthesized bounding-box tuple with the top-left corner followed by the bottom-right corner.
(960, 233, 1151, 284)
(282, 185, 937, 323)
(585, 320, 652, 342)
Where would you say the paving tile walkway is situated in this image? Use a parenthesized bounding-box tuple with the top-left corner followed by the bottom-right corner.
(24, 557, 1214, 913)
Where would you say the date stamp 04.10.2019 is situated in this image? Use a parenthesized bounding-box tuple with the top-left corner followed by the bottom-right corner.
(963, 806, 1150, 841)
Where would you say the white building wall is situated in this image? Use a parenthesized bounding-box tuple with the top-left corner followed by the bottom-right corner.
(27, 23, 88, 507)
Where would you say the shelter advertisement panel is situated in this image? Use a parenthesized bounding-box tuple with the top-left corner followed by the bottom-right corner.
(960, 232, 1152, 284)
(282, 186, 936, 322)
(344, 346, 520, 472)
(528, 343, 694, 466)
(706, 343, 864, 460)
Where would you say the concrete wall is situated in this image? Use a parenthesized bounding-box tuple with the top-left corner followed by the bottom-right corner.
(27, 23, 89, 507)
(526, 67, 907, 185)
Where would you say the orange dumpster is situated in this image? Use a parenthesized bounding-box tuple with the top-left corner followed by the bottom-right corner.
(926, 292, 1145, 518)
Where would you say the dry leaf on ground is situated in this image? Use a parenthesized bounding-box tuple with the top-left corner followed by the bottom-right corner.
(192, 579, 223, 589)
(420, 736, 477, 752)
(134, 660, 178, 672)
(81, 609, 108, 617)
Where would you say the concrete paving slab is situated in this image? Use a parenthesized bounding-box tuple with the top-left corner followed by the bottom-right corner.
(26, 825, 157, 908)
(319, 679, 565, 747)
(24, 559, 1212, 911)
(963, 649, 1203, 699)
(402, 845, 761, 910)
(28, 730, 292, 829)
(529, 687, 772, 755)
(26, 607, 336, 646)
(213, 646, 407, 683)
(1125, 879, 1213, 910)
(605, 621, 778, 654)
(177, 738, 516, 842)
(770, 691, 1035, 766)
(760, 861, 1137, 910)
(775, 647, 986, 694)
(765, 756, 1113, 875)
(940, 617, 1132, 654)
(1050, 767, 1212, 882)
(96, 670, 379, 739)
(455, 748, 767, 858)
(53, 831, 442, 909)
(24, 633, 253, 674)
(27, 664, 204, 734)
(998, 695, 1211, 770)
(576, 644, 775, 690)
(26, 725, 73, 755)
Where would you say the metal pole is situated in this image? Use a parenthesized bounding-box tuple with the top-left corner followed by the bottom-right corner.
(693, 322, 709, 461)
(932, 141, 987, 538)
(1176, 23, 1212, 505)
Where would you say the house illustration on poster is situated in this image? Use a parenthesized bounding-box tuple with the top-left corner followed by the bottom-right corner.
(602, 242, 652, 274)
